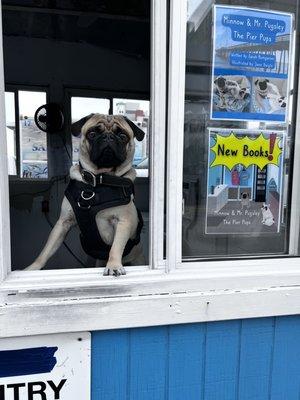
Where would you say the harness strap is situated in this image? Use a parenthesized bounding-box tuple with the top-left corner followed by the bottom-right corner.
(79, 163, 133, 188)
(65, 174, 143, 260)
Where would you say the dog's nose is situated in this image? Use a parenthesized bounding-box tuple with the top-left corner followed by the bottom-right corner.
(103, 132, 115, 142)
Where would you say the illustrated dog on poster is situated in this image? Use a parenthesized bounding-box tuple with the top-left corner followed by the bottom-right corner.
(240, 192, 250, 209)
(213, 76, 250, 113)
(26, 114, 145, 276)
(254, 79, 287, 114)
(261, 204, 275, 227)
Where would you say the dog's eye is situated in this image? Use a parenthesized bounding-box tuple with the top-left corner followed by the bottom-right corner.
(87, 131, 96, 139)
(117, 131, 128, 141)
(120, 133, 127, 140)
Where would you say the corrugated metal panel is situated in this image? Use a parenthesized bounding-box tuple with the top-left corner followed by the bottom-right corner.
(91, 316, 300, 400)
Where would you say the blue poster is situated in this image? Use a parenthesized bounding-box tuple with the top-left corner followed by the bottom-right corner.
(211, 6, 293, 122)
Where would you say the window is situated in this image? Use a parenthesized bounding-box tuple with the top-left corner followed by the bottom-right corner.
(3, 1, 152, 271)
(1, 0, 300, 338)
(181, 0, 300, 259)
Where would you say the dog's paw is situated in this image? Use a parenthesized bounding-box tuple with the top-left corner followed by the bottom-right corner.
(103, 266, 126, 277)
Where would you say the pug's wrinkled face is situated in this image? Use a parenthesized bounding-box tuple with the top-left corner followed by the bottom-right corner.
(81, 115, 133, 169)
(255, 79, 269, 97)
(215, 76, 227, 92)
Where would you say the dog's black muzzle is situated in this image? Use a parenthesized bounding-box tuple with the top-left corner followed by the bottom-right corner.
(90, 137, 127, 168)
(259, 81, 267, 90)
(217, 77, 226, 89)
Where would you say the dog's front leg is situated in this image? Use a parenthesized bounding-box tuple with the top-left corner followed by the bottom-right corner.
(103, 220, 132, 276)
(103, 217, 136, 277)
(26, 198, 76, 270)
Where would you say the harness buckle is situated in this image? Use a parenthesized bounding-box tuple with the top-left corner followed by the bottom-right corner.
(77, 201, 91, 210)
(81, 190, 95, 201)
(81, 169, 97, 187)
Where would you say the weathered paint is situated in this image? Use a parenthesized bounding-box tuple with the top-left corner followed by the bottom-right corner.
(92, 316, 300, 400)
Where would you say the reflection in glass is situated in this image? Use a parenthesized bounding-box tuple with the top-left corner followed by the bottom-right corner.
(19, 91, 47, 178)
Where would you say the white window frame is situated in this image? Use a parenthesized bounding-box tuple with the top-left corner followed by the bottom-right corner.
(1, 0, 300, 339)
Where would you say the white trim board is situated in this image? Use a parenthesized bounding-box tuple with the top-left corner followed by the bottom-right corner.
(0, 258, 300, 337)
(1, 283, 300, 338)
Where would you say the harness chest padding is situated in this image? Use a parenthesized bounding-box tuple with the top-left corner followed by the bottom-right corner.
(65, 178, 143, 260)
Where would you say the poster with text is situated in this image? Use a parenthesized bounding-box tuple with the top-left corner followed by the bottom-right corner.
(206, 129, 285, 235)
(211, 6, 293, 122)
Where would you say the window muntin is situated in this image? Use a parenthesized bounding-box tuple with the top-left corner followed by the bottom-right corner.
(5, 91, 16, 175)
(182, 0, 299, 259)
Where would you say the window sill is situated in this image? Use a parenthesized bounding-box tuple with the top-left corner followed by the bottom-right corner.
(0, 258, 300, 338)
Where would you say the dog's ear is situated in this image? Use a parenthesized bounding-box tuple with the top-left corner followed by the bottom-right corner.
(265, 79, 269, 83)
(124, 116, 145, 141)
(71, 113, 94, 137)
(254, 79, 258, 85)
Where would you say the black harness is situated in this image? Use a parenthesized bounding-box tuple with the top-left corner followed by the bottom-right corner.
(65, 168, 143, 260)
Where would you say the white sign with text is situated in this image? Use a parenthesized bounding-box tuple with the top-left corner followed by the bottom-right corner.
(0, 332, 90, 400)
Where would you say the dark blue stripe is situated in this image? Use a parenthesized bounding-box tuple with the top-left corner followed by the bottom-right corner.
(0, 347, 58, 378)
(214, 68, 288, 80)
(212, 111, 285, 121)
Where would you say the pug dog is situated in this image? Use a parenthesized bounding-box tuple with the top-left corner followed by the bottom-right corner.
(214, 76, 229, 94)
(26, 114, 145, 276)
(254, 78, 286, 113)
(213, 76, 250, 112)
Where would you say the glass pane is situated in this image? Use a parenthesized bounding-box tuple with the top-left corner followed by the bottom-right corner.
(113, 98, 150, 177)
(182, 0, 299, 259)
(5, 92, 16, 175)
(3, 1, 151, 271)
(71, 97, 110, 163)
(19, 91, 47, 178)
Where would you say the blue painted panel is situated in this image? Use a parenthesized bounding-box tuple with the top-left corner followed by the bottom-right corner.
(270, 316, 300, 400)
(238, 318, 274, 400)
(91, 329, 129, 400)
(168, 323, 206, 400)
(204, 320, 240, 400)
(129, 326, 168, 400)
(91, 316, 300, 400)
